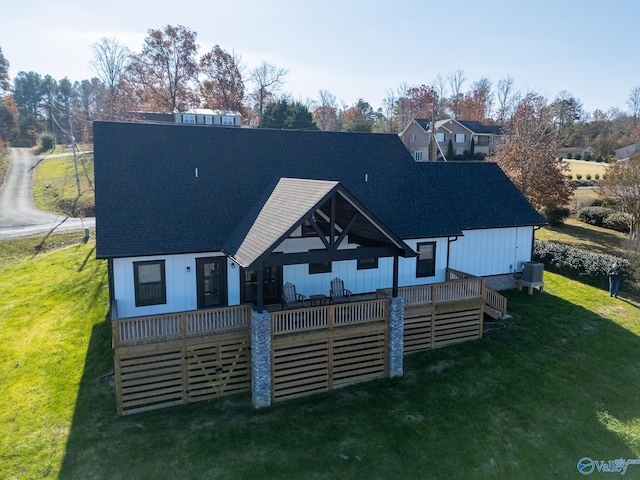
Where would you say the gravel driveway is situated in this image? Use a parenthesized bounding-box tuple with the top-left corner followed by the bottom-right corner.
(0, 148, 95, 239)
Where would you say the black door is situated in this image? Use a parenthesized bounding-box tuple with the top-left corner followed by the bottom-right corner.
(240, 266, 283, 306)
(196, 257, 228, 309)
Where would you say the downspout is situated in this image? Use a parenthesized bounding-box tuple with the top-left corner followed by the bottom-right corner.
(532, 225, 542, 261)
(446, 236, 459, 270)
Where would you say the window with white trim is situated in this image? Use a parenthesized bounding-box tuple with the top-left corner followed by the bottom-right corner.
(436, 132, 445, 142)
(455, 133, 466, 143)
(182, 114, 196, 124)
(205, 116, 213, 125)
(414, 151, 423, 161)
(409, 134, 416, 143)
(222, 116, 235, 126)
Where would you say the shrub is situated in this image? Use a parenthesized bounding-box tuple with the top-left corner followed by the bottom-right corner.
(584, 153, 592, 161)
(533, 240, 629, 290)
(602, 212, 631, 233)
(565, 174, 573, 181)
(586, 173, 592, 180)
(578, 206, 615, 226)
(595, 173, 600, 180)
(566, 152, 572, 159)
(541, 206, 570, 226)
(39, 133, 55, 151)
(575, 153, 582, 160)
(576, 173, 583, 180)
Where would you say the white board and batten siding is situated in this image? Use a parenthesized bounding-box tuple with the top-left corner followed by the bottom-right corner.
(111, 252, 240, 319)
(448, 226, 534, 277)
(279, 237, 449, 297)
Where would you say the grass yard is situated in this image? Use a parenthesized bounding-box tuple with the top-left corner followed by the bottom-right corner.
(536, 217, 628, 258)
(562, 159, 608, 179)
(1, 234, 640, 479)
(31, 152, 95, 217)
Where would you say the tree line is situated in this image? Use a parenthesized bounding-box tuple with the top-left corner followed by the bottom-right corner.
(1, 24, 639, 153)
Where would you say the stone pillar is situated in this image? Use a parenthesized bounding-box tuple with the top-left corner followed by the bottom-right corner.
(251, 310, 272, 408)
(388, 295, 404, 378)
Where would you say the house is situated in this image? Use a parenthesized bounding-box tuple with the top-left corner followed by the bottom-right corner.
(556, 147, 596, 160)
(175, 108, 242, 126)
(131, 109, 242, 126)
(94, 121, 544, 414)
(399, 118, 503, 162)
(614, 144, 640, 160)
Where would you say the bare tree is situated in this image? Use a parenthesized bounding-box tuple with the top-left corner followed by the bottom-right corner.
(627, 86, 640, 127)
(496, 75, 518, 123)
(432, 74, 448, 119)
(249, 61, 288, 122)
(313, 90, 338, 131)
(446, 69, 466, 119)
(90, 38, 130, 93)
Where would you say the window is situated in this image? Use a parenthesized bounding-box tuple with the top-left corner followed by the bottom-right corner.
(309, 260, 332, 274)
(409, 134, 416, 143)
(182, 114, 196, 124)
(455, 133, 466, 143)
(436, 132, 445, 142)
(222, 116, 235, 126)
(416, 242, 436, 278)
(472, 135, 478, 144)
(205, 115, 213, 125)
(414, 151, 423, 161)
(357, 257, 378, 270)
(134, 260, 166, 306)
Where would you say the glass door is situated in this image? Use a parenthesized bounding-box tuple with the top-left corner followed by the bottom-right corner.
(240, 266, 282, 306)
(196, 257, 228, 309)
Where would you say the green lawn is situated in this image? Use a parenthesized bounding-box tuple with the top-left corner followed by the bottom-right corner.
(536, 217, 629, 258)
(31, 152, 94, 217)
(1, 234, 639, 479)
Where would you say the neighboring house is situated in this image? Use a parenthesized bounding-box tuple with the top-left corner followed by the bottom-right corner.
(175, 108, 242, 126)
(614, 144, 640, 159)
(95, 121, 542, 318)
(131, 109, 242, 126)
(556, 147, 595, 160)
(94, 121, 544, 413)
(399, 118, 503, 162)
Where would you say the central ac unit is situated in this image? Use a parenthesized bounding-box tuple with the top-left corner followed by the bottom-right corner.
(522, 262, 544, 283)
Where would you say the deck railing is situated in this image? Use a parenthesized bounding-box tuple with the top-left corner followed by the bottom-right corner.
(378, 277, 483, 307)
(483, 284, 508, 317)
(112, 304, 252, 347)
(271, 298, 389, 336)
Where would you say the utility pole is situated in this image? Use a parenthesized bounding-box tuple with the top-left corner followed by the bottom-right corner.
(67, 103, 81, 198)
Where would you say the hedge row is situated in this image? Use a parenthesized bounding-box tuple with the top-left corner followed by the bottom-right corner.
(577, 207, 631, 233)
(533, 240, 629, 290)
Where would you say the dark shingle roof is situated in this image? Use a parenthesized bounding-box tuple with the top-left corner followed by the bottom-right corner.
(457, 120, 503, 135)
(93, 121, 544, 258)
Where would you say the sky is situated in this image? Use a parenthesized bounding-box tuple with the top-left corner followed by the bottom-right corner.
(1, 0, 639, 116)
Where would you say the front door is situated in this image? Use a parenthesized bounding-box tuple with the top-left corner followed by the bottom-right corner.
(196, 257, 228, 309)
(240, 266, 282, 306)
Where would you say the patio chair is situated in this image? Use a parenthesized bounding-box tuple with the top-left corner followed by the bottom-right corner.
(330, 277, 352, 303)
(281, 282, 306, 309)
